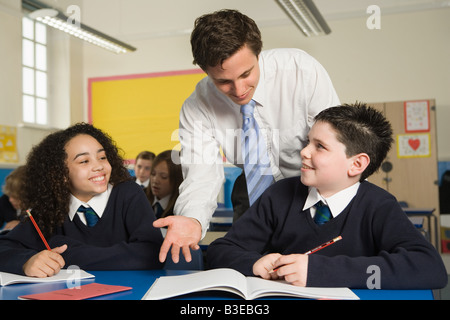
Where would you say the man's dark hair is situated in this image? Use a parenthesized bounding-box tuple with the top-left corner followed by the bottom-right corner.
(190, 9, 263, 71)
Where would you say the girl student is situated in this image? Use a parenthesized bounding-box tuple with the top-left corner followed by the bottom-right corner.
(0, 123, 163, 277)
(146, 150, 183, 219)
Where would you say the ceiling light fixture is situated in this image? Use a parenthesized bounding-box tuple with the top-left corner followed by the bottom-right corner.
(28, 8, 136, 54)
(275, 0, 331, 36)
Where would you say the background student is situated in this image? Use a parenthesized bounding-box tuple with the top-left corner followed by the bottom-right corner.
(154, 9, 339, 263)
(0, 165, 26, 232)
(146, 150, 183, 219)
(207, 103, 447, 289)
(0, 123, 163, 277)
(133, 150, 155, 191)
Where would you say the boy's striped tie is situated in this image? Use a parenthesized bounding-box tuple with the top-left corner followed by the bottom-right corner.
(314, 202, 332, 225)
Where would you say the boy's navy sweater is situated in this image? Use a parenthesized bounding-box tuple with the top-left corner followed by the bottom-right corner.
(207, 177, 447, 289)
(0, 180, 163, 274)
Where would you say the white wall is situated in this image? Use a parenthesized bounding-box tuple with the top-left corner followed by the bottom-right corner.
(80, 4, 450, 161)
(0, 0, 76, 165)
(0, 0, 21, 126)
(0, 1, 449, 164)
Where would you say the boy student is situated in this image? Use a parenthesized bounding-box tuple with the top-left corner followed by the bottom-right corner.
(207, 103, 447, 289)
(134, 151, 155, 190)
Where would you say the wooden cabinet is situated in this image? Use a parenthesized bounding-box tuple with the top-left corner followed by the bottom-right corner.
(368, 99, 440, 248)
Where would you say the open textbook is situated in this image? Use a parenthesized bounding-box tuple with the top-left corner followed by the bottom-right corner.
(0, 269, 94, 286)
(142, 268, 359, 300)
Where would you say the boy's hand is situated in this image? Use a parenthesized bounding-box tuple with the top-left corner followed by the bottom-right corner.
(253, 253, 282, 280)
(272, 254, 309, 287)
(23, 244, 67, 278)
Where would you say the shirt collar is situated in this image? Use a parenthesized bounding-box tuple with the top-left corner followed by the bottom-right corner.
(252, 55, 266, 107)
(69, 184, 112, 221)
(135, 178, 149, 187)
(152, 194, 171, 210)
(303, 182, 360, 218)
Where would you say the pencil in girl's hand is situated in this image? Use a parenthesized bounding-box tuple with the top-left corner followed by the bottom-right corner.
(26, 209, 51, 251)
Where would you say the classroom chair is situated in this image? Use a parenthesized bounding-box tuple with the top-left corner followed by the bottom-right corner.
(400, 201, 430, 242)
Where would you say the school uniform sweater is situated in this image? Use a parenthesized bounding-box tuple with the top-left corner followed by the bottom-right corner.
(0, 180, 163, 275)
(207, 177, 447, 289)
(0, 195, 18, 226)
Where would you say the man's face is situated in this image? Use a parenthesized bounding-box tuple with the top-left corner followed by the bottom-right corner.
(206, 45, 260, 106)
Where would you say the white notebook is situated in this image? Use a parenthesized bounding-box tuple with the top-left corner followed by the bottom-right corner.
(0, 269, 94, 286)
(142, 268, 359, 300)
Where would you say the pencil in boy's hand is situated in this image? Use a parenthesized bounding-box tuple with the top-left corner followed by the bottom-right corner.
(303, 236, 342, 255)
(26, 209, 51, 251)
(270, 236, 342, 273)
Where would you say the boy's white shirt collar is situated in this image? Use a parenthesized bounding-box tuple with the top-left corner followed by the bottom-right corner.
(135, 178, 149, 187)
(303, 182, 360, 218)
(69, 184, 113, 224)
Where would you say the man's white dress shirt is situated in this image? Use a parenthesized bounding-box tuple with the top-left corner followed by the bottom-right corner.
(175, 48, 340, 236)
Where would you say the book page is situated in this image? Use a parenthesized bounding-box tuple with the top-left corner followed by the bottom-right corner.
(142, 268, 248, 300)
(246, 277, 359, 300)
(0, 269, 94, 286)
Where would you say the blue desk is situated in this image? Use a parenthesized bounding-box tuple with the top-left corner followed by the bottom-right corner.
(0, 270, 435, 300)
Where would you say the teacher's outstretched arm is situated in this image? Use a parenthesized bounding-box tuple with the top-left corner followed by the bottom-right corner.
(153, 216, 201, 263)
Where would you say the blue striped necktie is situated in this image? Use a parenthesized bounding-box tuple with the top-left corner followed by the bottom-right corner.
(78, 205, 99, 227)
(241, 100, 274, 205)
(314, 202, 332, 225)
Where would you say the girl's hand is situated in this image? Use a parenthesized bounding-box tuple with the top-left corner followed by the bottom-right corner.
(23, 244, 67, 278)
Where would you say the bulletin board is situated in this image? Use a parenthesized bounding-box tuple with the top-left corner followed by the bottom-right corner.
(88, 69, 206, 162)
(0, 125, 18, 163)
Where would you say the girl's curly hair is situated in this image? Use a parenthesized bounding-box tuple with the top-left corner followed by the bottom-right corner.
(23, 123, 131, 237)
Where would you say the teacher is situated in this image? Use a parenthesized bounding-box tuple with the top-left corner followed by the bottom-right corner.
(153, 9, 339, 263)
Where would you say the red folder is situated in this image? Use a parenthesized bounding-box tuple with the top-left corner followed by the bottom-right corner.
(20, 283, 132, 300)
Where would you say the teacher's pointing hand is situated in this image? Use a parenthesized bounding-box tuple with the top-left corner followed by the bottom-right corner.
(153, 215, 201, 263)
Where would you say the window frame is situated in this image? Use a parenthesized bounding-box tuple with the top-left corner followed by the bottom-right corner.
(22, 16, 49, 126)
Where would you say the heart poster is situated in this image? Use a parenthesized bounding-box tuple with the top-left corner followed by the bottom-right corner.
(397, 134, 431, 158)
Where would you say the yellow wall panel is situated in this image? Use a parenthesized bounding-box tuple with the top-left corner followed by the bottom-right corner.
(88, 69, 206, 162)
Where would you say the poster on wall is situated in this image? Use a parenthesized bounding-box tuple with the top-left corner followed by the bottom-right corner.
(88, 69, 206, 161)
(0, 125, 18, 163)
(397, 133, 431, 158)
(404, 100, 430, 133)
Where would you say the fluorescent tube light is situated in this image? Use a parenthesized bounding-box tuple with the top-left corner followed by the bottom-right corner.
(275, 0, 331, 36)
(29, 8, 136, 54)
